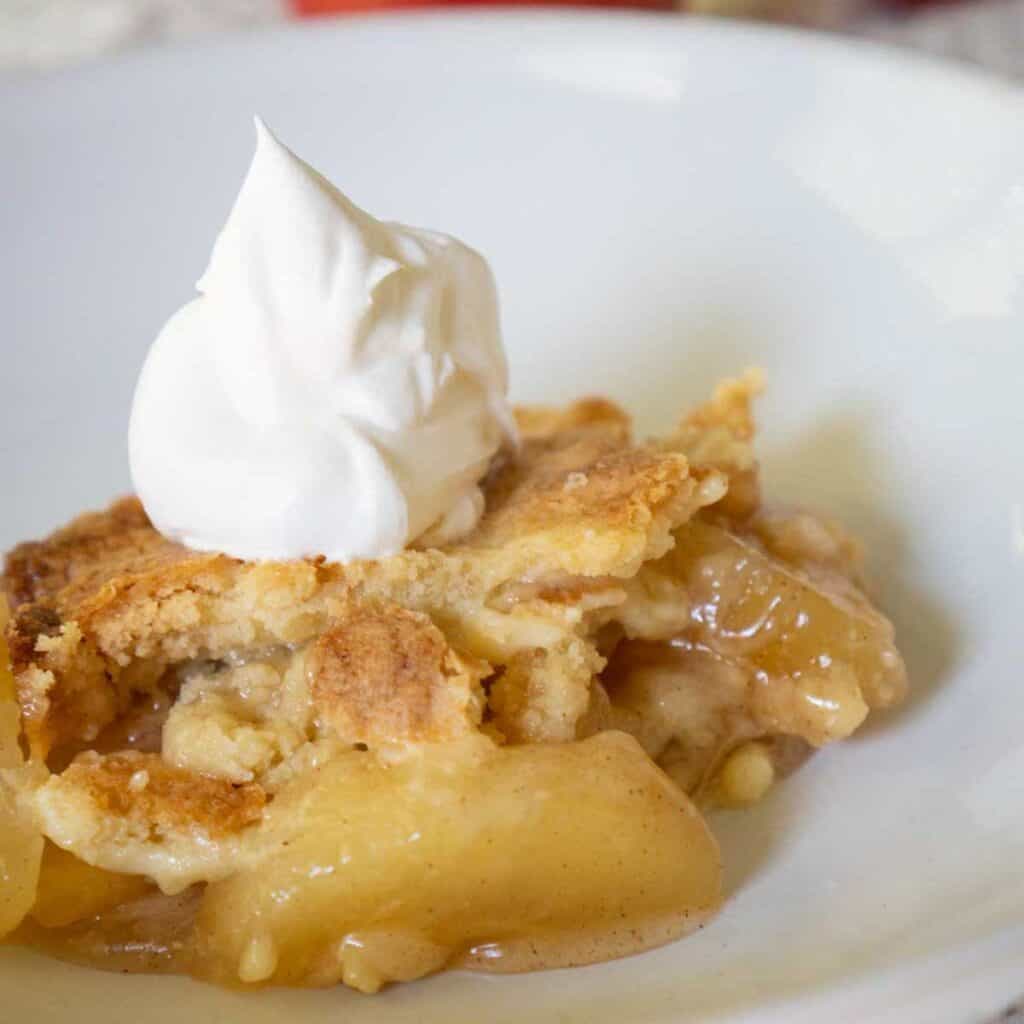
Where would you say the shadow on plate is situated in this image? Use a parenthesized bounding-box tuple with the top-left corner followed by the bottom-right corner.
(710, 782, 806, 901)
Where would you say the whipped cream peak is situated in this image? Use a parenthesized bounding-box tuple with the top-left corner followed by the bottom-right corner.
(130, 119, 515, 563)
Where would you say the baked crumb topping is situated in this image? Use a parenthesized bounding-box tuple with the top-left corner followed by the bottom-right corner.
(308, 602, 486, 745)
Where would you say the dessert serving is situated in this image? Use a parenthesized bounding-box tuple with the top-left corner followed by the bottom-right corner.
(0, 121, 907, 994)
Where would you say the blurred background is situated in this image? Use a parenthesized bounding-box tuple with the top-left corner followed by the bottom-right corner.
(1, 0, 1022, 79)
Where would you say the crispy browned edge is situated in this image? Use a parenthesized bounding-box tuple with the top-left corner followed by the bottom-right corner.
(309, 603, 484, 745)
(58, 751, 265, 839)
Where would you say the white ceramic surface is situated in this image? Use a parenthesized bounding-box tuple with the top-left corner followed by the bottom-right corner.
(2, 12, 1023, 1023)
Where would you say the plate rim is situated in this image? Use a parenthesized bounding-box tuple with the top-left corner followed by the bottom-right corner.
(3, 6, 1024, 107)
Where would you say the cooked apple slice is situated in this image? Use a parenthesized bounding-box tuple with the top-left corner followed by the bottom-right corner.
(29, 842, 152, 929)
(195, 731, 721, 991)
(621, 518, 906, 743)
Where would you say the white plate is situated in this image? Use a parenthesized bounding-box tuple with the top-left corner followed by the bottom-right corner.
(2, 12, 1023, 1023)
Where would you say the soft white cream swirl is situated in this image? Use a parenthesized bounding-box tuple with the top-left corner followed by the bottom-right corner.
(130, 119, 514, 562)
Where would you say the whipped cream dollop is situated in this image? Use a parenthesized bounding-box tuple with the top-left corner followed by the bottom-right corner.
(130, 119, 515, 562)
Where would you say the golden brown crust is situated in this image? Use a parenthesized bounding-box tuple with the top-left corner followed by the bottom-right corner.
(28, 750, 267, 892)
(666, 369, 764, 522)
(3, 400, 722, 757)
(488, 638, 602, 744)
(513, 397, 631, 441)
(309, 603, 484, 745)
(2, 498, 237, 756)
(468, 399, 712, 579)
(3, 497, 192, 613)
(56, 751, 265, 839)
(474, 443, 689, 551)
(12, 625, 116, 760)
(678, 370, 763, 442)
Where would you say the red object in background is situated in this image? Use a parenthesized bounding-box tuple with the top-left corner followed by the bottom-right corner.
(293, 0, 672, 13)
(293, 0, 956, 23)
(881, 0, 958, 7)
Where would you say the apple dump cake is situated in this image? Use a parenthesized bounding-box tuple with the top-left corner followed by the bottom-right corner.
(0, 123, 906, 993)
